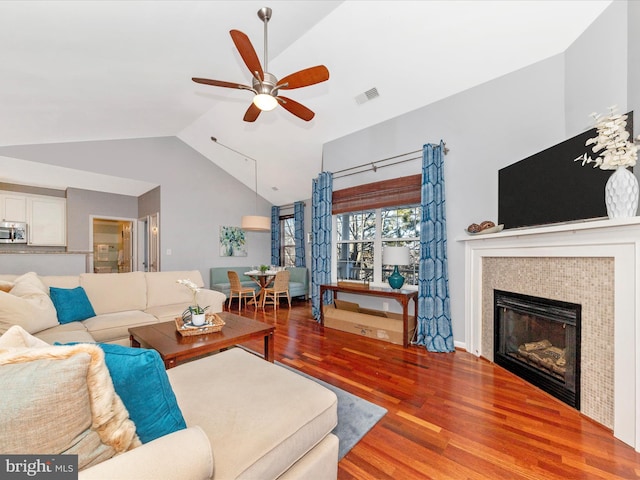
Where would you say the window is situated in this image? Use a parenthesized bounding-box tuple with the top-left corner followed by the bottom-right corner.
(381, 206, 420, 286)
(281, 216, 296, 267)
(336, 210, 375, 282)
(335, 204, 420, 286)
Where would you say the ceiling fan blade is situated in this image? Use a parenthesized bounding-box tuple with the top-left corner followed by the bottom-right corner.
(230, 29, 264, 81)
(277, 96, 315, 122)
(277, 65, 329, 90)
(243, 103, 261, 122)
(192, 77, 254, 92)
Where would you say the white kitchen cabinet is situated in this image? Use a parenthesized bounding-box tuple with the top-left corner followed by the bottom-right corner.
(28, 196, 66, 246)
(0, 193, 27, 222)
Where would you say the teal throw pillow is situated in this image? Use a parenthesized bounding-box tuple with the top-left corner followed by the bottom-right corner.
(49, 286, 96, 324)
(95, 344, 186, 444)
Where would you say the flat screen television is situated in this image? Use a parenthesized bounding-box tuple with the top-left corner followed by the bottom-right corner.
(498, 112, 634, 230)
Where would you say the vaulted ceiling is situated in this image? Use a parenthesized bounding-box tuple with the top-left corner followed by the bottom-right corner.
(0, 1, 612, 203)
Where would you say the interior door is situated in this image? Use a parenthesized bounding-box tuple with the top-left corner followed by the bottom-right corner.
(148, 213, 160, 272)
(137, 218, 148, 272)
(137, 213, 160, 272)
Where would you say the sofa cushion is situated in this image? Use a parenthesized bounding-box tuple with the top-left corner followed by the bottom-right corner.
(80, 272, 147, 315)
(50, 286, 96, 324)
(289, 281, 306, 296)
(82, 310, 157, 344)
(96, 344, 187, 444)
(41, 275, 81, 290)
(144, 303, 190, 324)
(0, 272, 59, 333)
(36, 328, 96, 345)
(145, 270, 204, 309)
(168, 348, 338, 480)
(0, 327, 140, 470)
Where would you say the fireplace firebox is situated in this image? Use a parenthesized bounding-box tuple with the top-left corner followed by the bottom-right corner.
(494, 290, 581, 408)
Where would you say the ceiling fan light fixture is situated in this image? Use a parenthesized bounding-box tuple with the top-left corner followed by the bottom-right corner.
(253, 93, 278, 111)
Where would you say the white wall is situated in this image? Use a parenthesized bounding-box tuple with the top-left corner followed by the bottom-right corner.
(322, 1, 633, 347)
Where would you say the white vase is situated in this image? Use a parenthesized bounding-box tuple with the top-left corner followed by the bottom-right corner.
(191, 313, 206, 326)
(604, 166, 639, 219)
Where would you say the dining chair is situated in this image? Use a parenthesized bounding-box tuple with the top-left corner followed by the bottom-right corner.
(262, 270, 291, 310)
(227, 271, 256, 311)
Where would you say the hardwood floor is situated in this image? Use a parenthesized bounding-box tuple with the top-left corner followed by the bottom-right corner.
(230, 300, 640, 479)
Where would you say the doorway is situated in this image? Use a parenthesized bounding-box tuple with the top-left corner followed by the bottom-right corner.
(91, 217, 135, 274)
(137, 212, 160, 272)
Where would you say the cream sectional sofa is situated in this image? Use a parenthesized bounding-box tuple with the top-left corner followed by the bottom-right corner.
(0, 270, 226, 345)
(0, 272, 340, 479)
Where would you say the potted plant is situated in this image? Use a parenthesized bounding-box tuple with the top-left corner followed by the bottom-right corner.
(177, 279, 209, 326)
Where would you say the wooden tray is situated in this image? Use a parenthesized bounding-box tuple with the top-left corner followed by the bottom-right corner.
(175, 313, 225, 336)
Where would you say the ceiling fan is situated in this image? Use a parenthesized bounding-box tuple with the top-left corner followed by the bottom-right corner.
(192, 7, 329, 122)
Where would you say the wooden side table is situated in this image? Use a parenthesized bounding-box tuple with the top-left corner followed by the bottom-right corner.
(320, 283, 418, 348)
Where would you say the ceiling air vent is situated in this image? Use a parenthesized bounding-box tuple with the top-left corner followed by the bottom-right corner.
(355, 87, 380, 105)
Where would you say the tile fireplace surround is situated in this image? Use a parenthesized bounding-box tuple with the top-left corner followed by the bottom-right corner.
(461, 217, 640, 451)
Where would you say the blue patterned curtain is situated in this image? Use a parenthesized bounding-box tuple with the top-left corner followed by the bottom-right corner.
(311, 172, 333, 321)
(294, 201, 306, 267)
(270, 206, 280, 266)
(415, 142, 454, 352)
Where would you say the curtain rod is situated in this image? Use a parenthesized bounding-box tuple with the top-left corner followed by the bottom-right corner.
(278, 201, 306, 209)
(332, 142, 449, 179)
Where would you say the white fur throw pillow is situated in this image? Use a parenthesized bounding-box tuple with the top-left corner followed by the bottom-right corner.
(0, 272, 58, 333)
(0, 327, 141, 470)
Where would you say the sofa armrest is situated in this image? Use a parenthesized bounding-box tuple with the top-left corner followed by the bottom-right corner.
(198, 288, 227, 313)
(79, 427, 213, 480)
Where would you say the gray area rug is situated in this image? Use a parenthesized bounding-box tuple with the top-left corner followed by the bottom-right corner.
(277, 362, 387, 459)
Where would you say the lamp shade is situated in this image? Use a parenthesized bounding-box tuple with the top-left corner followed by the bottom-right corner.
(253, 94, 278, 111)
(241, 215, 271, 232)
(383, 246, 410, 265)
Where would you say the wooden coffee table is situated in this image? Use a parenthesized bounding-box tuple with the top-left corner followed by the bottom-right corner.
(129, 311, 275, 369)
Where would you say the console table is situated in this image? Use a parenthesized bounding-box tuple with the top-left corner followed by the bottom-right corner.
(320, 283, 418, 347)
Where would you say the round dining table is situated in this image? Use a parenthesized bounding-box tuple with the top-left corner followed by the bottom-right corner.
(244, 271, 277, 306)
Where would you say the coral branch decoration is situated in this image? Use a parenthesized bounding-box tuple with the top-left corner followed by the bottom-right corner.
(575, 106, 640, 170)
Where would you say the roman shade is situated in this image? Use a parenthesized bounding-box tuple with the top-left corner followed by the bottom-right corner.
(332, 174, 421, 214)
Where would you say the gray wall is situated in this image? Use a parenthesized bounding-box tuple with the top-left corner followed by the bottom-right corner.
(564, 0, 628, 137)
(138, 186, 161, 219)
(325, 54, 566, 343)
(323, 1, 633, 346)
(0, 137, 271, 286)
(66, 188, 138, 251)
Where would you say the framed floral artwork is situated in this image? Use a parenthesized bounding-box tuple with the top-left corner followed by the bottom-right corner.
(219, 226, 247, 257)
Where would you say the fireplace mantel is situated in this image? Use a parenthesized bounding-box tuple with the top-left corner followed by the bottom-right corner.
(459, 217, 640, 451)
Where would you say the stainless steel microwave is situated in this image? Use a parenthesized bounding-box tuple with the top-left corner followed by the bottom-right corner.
(0, 221, 27, 243)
